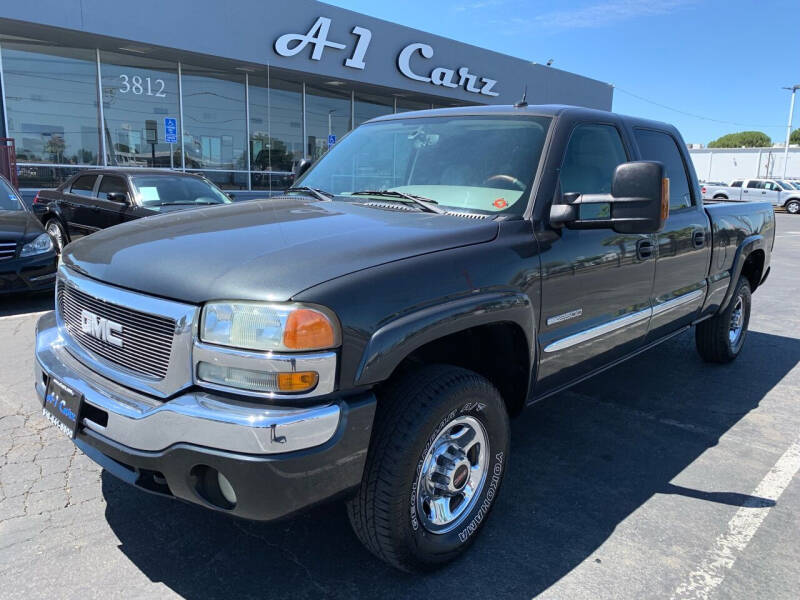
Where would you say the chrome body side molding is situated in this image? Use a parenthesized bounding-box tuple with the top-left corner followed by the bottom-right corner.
(544, 289, 705, 353)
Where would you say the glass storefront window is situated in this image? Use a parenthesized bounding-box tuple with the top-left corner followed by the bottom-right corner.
(354, 92, 393, 126)
(188, 169, 248, 191)
(16, 165, 83, 190)
(181, 65, 247, 171)
(99, 51, 180, 169)
(1, 41, 98, 165)
(248, 72, 302, 190)
(305, 84, 352, 161)
(396, 98, 433, 113)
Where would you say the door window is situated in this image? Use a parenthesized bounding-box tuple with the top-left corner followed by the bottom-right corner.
(560, 123, 628, 195)
(731, 180, 743, 187)
(763, 181, 780, 191)
(746, 180, 762, 189)
(69, 175, 97, 197)
(97, 176, 128, 200)
(634, 129, 693, 211)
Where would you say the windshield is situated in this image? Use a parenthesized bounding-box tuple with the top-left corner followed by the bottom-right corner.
(296, 115, 552, 214)
(777, 180, 794, 190)
(131, 175, 231, 207)
(0, 178, 23, 211)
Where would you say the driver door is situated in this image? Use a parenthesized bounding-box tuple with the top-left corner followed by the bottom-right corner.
(536, 122, 656, 393)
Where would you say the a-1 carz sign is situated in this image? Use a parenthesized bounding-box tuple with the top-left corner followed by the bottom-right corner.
(274, 16, 499, 98)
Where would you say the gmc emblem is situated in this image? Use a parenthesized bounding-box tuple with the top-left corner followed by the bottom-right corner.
(80, 309, 123, 348)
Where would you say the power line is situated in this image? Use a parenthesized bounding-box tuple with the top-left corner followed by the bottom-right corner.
(614, 87, 787, 129)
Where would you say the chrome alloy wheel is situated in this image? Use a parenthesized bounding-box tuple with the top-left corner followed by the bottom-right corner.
(729, 295, 744, 345)
(46, 221, 64, 253)
(415, 415, 489, 534)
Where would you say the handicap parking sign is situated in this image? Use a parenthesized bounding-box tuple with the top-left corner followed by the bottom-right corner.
(328, 134, 336, 147)
(164, 118, 178, 144)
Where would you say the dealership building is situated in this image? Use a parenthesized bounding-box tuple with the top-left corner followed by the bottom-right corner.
(0, 0, 612, 194)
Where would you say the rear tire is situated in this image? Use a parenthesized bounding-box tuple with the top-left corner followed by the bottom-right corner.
(347, 364, 509, 572)
(713, 194, 728, 200)
(695, 277, 751, 363)
(786, 199, 800, 215)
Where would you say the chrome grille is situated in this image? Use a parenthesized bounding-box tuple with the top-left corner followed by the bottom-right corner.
(0, 241, 17, 261)
(57, 279, 176, 379)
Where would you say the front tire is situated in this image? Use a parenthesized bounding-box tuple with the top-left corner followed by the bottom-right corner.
(347, 365, 509, 572)
(786, 199, 800, 215)
(45, 219, 67, 253)
(695, 277, 751, 363)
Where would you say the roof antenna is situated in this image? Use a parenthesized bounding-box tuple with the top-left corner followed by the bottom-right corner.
(514, 85, 528, 108)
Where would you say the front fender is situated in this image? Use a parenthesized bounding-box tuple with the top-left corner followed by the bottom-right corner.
(354, 291, 535, 387)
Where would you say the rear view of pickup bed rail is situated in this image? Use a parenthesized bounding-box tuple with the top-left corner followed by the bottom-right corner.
(35, 104, 774, 572)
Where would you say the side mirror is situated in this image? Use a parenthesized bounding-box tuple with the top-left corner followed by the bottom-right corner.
(294, 158, 313, 179)
(106, 192, 128, 204)
(550, 161, 669, 234)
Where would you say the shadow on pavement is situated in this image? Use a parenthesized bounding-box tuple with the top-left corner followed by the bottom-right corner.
(0, 291, 53, 318)
(101, 329, 800, 599)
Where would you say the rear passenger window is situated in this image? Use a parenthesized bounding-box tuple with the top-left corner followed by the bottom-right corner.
(731, 180, 742, 187)
(634, 129, 693, 211)
(70, 175, 97, 198)
(746, 180, 762, 189)
(560, 123, 628, 195)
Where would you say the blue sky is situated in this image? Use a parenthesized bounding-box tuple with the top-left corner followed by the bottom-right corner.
(325, 0, 799, 145)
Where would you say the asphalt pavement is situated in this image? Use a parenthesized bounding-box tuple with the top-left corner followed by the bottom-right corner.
(1, 213, 798, 600)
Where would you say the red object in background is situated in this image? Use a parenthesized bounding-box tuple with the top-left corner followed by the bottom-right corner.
(493, 198, 508, 209)
(0, 138, 17, 188)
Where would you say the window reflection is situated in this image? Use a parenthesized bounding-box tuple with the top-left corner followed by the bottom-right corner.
(354, 92, 393, 126)
(100, 51, 180, 168)
(181, 65, 247, 170)
(1, 42, 98, 165)
(305, 85, 351, 161)
(248, 73, 302, 191)
(188, 169, 248, 191)
(396, 98, 432, 113)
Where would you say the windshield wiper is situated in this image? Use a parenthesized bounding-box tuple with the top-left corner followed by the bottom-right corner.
(286, 186, 334, 201)
(350, 190, 445, 214)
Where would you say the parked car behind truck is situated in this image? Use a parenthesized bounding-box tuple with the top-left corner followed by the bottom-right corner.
(0, 174, 57, 294)
(32, 169, 233, 252)
(702, 178, 800, 213)
(35, 105, 774, 572)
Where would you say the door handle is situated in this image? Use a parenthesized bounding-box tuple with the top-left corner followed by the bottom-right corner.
(692, 230, 706, 248)
(636, 239, 654, 260)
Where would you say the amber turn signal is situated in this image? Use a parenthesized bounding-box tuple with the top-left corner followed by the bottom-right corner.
(283, 309, 336, 350)
(277, 371, 319, 392)
(661, 177, 670, 221)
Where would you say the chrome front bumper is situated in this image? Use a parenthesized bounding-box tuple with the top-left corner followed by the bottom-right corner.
(34, 311, 341, 455)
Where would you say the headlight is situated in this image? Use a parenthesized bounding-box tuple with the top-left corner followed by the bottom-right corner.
(20, 233, 54, 257)
(200, 302, 339, 352)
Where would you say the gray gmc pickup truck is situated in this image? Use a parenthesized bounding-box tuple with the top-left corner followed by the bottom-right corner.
(35, 104, 774, 572)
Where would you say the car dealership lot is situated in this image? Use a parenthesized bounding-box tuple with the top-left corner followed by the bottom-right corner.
(1, 213, 798, 600)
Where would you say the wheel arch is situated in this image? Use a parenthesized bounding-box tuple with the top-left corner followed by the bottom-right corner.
(719, 234, 767, 311)
(354, 292, 535, 416)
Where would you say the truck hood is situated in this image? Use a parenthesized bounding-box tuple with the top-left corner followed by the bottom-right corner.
(63, 197, 498, 304)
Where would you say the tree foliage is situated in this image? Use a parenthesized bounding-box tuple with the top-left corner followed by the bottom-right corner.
(708, 131, 772, 148)
(790, 128, 800, 145)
